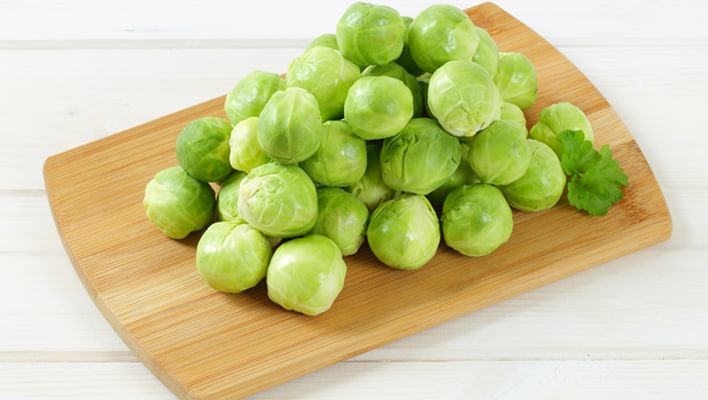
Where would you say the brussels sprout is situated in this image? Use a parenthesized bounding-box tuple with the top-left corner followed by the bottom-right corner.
(267, 234, 347, 316)
(380, 117, 462, 195)
(472, 26, 499, 77)
(310, 187, 369, 255)
(196, 220, 271, 293)
(441, 183, 513, 257)
(367, 193, 440, 270)
(494, 52, 538, 110)
(216, 171, 246, 222)
(229, 117, 270, 173)
(176, 116, 234, 183)
(307, 33, 339, 50)
(257, 87, 322, 164)
(468, 120, 532, 186)
(224, 70, 285, 125)
(427, 142, 480, 206)
(362, 62, 424, 117)
(344, 75, 414, 140)
(300, 120, 367, 187)
(336, 2, 406, 67)
(427, 60, 502, 137)
(395, 16, 425, 77)
(407, 4, 480, 73)
(143, 166, 215, 239)
(238, 163, 318, 238)
(499, 139, 566, 212)
(529, 102, 594, 157)
(286, 46, 360, 121)
(347, 141, 396, 211)
(499, 102, 528, 135)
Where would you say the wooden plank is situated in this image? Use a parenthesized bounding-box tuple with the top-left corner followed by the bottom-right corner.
(43, 3, 672, 399)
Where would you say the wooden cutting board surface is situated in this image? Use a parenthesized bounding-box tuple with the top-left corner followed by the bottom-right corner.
(44, 3, 672, 399)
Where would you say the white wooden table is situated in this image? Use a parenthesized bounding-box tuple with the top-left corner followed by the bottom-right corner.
(2, 0, 707, 398)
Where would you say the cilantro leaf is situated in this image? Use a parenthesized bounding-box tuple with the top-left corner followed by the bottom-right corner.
(558, 130, 629, 216)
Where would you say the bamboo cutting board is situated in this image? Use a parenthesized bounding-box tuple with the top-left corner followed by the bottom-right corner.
(44, 3, 672, 399)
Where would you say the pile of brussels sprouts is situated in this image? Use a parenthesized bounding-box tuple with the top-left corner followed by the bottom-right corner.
(143, 2, 619, 316)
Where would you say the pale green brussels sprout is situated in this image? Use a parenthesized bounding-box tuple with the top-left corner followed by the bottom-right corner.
(427, 143, 480, 206)
(468, 120, 532, 186)
(267, 234, 347, 316)
(494, 52, 538, 110)
(176, 116, 233, 183)
(229, 117, 270, 173)
(238, 163, 318, 238)
(286, 46, 360, 121)
(499, 102, 528, 135)
(143, 166, 215, 239)
(472, 26, 499, 77)
(441, 183, 513, 257)
(224, 70, 285, 125)
(307, 33, 338, 50)
(367, 193, 440, 270)
(257, 87, 322, 164)
(407, 4, 480, 73)
(344, 75, 414, 140)
(380, 118, 462, 195)
(362, 62, 424, 117)
(300, 120, 367, 187)
(347, 141, 396, 211)
(500, 139, 566, 212)
(336, 2, 406, 67)
(196, 220, 271, 293)
(395, 16, 425, 77)
(310, 187, 369, 256)
(216, 171, 246, 222)
(529, 102, 594, 157)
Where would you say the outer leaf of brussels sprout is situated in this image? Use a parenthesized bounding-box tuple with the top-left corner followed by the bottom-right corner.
(499, 139, 566, 212)
(468, 120, 532, 185)
(176, 116, 234, 183)
(216, 171, 246, 222)
(196, 221, 271, 293)
(441, 183, 513, 257)
(238, 163, 318, 238)
(143, 166, 216, 239)
(380, 118, 462, 195)
(367, 194, 440, 270)
(472, 26, 499, 77)
(362, 62, 424, 117)
(529, 102, 595, 158)
(229, 117, 270, 173)
(300, 120, 367, 187)
(310, 187, 369, 256)
(267, 234, 347, 316)
(257, 87, 322, 165)
(498, 102, 528, 135)
(336, 2, 406, 67)
(494, 52, 538, 110)
(307, 33, 339, 51)
(408, 4, 480, 73)
(347, 141, 396, 212)
(286, 46, 360, 121)
(224, 70, 285, 125)
(344, 76, 414, 140)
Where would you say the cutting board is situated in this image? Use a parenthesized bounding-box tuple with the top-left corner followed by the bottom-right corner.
(44, 3, 672, 399)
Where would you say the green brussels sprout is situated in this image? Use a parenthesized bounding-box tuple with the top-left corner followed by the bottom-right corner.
(344, 75, 414, 140)
(335, 2, 406, 67)
(196, 220, 271, 293)
(468, 120, 532, 185)
(362, 62, 424, 117)
(300, 120, 367, 187)
(229, 117, 270, 173)
(143, 166, 215, 239)
(529, 102, 594, 157)
(499, 139, 567, 212)
(493, 52, 538, 110)
(441, 183, 513, 256)
(238, 163, 318, 238)
(472, 26, 499, 77)
(176, 116, 234, 183)
(407, 4, 480, 73)
(310, 187, 369, 255)
(216, 171, 246, 222)
(367, 193, 440, 270)
(267, 234, 347, 316)
(257, 87, 322, 164)
(307, 33, 339, 50)
(347, 141, 396, 211)
(427, 60, 502, 137)
(224, 70, 285, 125)
(395, 16, 425, 77)
(499, 102, 528, 135)
(427, 142, 480, 206)
(286, 46, 360, 121)
(380, 117, 462, 195)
